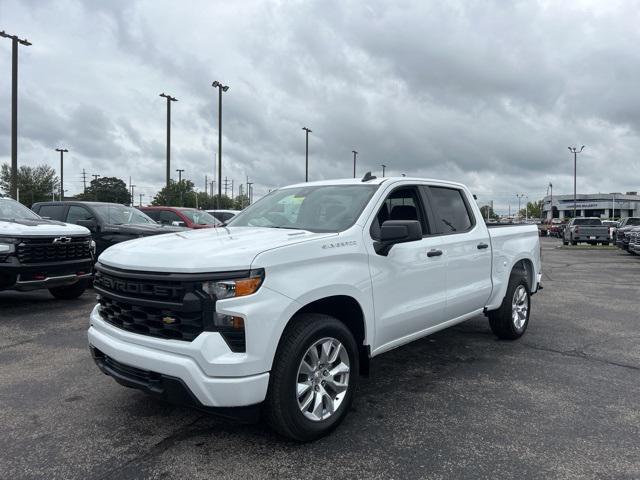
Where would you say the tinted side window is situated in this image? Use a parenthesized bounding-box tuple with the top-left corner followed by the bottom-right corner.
(36, 205, 66, 221)
(371, 186, 428, 239)
(66, 206, 93, 224)
(144, 210, 161, 221)
(429, 187, 473, 233)
(159, 210, 183, 225)
(221, 212, 235, 222)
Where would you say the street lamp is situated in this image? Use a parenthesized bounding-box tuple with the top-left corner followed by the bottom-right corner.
(381, 164, 387, 177)
(302, 127, 312, 181)
(516, 193, 526, 222)
(568, 146, 585, 218)
(1, 31, 32, 199)
(176, 168, 185, 206)
(55, 148, 68, 199)
(212, 80, 229, 207)
(352, 150, 358, 178)
(159, 93, 178, 189)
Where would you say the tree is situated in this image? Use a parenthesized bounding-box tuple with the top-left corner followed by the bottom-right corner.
(234, 194, 250, 210)
(151, 180, 196, 207)
(75, 177, 131, 205)
(519, 200, 542, 220)
(0, 163, 59, 207)
(479, 205, 498, 221)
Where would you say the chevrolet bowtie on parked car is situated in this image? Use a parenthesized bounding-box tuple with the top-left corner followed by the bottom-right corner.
(562, 217, 610, 245)
(31, 201, 186, 257)
(0, 197, 94, 298)
(614, 217, 640, 251)
(88, 176, 542, 441)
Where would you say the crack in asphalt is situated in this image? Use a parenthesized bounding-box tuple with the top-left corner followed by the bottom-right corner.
(520, 342, 640, 372)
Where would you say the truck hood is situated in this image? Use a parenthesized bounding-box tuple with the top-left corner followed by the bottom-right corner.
(0, 218, 90, 237)
(98, 226, 336, 273)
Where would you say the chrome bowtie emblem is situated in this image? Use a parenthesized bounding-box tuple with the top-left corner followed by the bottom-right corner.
(53, 237, 72, 244)
(162, 316, 176, 325)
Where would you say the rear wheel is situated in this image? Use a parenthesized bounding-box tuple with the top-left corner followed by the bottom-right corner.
(488, 274, 530, 340)
(265, 313, 359, 441)
(49, 279, 88, 300)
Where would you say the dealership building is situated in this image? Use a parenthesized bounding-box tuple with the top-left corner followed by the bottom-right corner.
(542, 192, 640, 220)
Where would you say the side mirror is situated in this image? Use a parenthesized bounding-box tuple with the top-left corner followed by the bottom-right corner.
(77, 218, 98, 232)
(375, 220, 422, 256)
(171, 221, 186, 227)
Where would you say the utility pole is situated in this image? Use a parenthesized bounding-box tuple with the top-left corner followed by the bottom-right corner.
(381, 164, 387, 177)
(549, 182, 553, 220)
(92, 174, 100, 181)
(1, 31, 32, 200)
(223, 177, 229, 197)
(92, 174, 100, 201)
(568, 146, 585, 218)
(159, 93, 178, 189)
(302, 127, 312, 181)
(247, 182, 254, 205)
(231, 179, 234, 200)
(352, 150, 358, 178)
(212, 81, 229, 208)
(130, 185, 136, 206)
(176, 169, 184, 206)
(82, 168, 87, 193)
(139, 193, 144, 207)
(204, 175, 208, 199)
(55, 148, 68, 200)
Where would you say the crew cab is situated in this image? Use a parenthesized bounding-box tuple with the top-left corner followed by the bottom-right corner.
(0, 197, 93, 298)
(139, 206, 222, 229)
(614, 217, 640, 250)
(88, 176, 542, 441)
(32, 201, 185, 257)
(562, 217, 609, 245)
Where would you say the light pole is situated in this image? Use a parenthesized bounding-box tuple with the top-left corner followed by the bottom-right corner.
(176, 168, 185, 206)
(381, 164, 387, 177)
(352, 150, 358, 178)
(0, 31, 32, 200)
(130, 185, 136, 206)
(568, 146, 585, 218)
(549, 182, 553, 220)
(55, 148, 68, 200)
(139, 193, 145, 207)
(159, 93, 178, 189)
(212, 80, 229, 208)
(247, 182, 254, 205)
(516, 193, 526, 222)
(302, 127, 312, 181)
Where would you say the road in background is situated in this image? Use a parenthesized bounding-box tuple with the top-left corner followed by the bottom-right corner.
(1, 238, 639, 479)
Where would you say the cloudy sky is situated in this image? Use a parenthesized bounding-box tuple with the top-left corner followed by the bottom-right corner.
(1, 0, 639, 212)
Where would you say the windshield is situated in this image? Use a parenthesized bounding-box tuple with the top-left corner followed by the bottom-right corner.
(93, 205, 157, 225)
(228, 184, 378, 232)
(625, 218, 640, 226)
(179, 209, 221, 225)
(0, 198, 41, 221)
(573, 218, 602, 226)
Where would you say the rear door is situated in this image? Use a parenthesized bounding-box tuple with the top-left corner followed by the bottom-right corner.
(424, 185, 492, 319)
(367, 184, 448, 351)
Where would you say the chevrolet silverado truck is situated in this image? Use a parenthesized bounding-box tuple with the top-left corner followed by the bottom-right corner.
(0, 197, 94, 298)
(88, 176, 542, 441)
(562, 217, 609, 245)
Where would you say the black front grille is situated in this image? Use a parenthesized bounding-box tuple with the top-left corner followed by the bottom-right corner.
(17, 236, 92, 264)
(98, 296, 204, 341)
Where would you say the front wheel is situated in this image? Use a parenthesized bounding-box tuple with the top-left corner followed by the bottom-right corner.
(488, 275, 531, 340)
(265, 313, 359, 441)
(49, 279, 88, 300)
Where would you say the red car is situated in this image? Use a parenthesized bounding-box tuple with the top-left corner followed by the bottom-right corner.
(139, 206, 222, 229)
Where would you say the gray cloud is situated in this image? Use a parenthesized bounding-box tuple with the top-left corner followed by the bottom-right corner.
(0, 0, 639, 211)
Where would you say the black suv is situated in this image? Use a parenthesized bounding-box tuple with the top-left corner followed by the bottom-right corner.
(31, 201, 185, 257)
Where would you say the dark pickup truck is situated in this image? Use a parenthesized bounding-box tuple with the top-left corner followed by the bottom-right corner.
(1, 197, 94, 298)
(31, 201, 185, 257)
(614, 217, 640, 251)
(562, 218, 610, 245)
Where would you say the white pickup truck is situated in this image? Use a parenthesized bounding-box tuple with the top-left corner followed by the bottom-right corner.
(88, 176, 542, 441)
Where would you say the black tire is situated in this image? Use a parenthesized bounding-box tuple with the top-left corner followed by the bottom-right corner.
(571, 241, 577, 245)
(562, 240, 568, 246)
(488, 274, 531, 340)
(265, 313, 359, 442)
(48, 279, 88, 300)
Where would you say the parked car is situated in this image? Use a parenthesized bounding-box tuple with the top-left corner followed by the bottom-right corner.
(88, 175, 542, 441)
(627, 226, 640, 255)
(205, 209, 240, 223)
(547, 219, 566, 238)
(31, 201, 185, 257)
(0, 197, 93, 298)
(139, 206, 222, 229)
(562, 217, 609, 245)
(614, 217, 640, 250)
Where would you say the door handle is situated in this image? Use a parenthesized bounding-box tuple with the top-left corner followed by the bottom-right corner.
(477, 243, 489, 250)
(427, 249, 443, 257)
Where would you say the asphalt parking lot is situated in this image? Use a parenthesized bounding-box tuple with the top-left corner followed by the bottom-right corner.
(1, 238, 639, 480)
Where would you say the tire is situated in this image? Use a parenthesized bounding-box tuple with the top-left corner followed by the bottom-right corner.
(265, 313, 359, 441)
(488, 274, 530, 340)
(562, 240, 568, 246)
(571, 241, 577, 246)
(48, 279, 88, 300)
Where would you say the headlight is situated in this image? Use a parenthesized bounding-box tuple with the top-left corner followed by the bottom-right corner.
(90, 240, 96, 254)
(201, 269, 265, 299)
(0, 237, 19, 254)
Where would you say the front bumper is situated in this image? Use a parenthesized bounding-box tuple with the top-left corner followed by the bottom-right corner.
(1, 258, 93, 291)
(88, 314, 269, 408)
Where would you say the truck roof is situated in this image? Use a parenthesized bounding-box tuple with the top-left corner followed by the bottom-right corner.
(282, 176, 466, 189)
